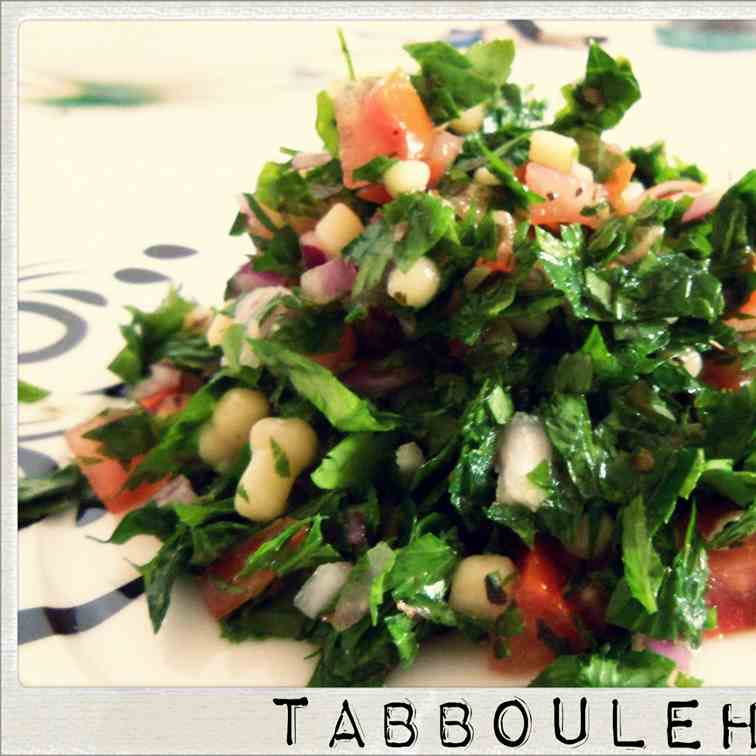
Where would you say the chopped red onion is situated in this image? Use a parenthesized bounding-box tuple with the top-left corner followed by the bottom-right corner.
(644, 638, 692, 671)
(228, 262, 288, 297)
(681, 190, 722, 223)
(644, 180, 703, 200)
(153, 475, 197, 505)
(299, 231, 328, 269)
(300, 257, 357, 304)
(342, 362, 422, 397)
(132, 363, 182, 400)
(291, 151, 332, 171)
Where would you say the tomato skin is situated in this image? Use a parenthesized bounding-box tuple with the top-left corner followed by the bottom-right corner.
(64, 410, 168, 514)
(701, 355, 753, 391)
(604, 158, 635, 210)
(336, 70, 435, 188)
(199, 518, 306, 619)
(492, 540, 582, 673)
(525, 162, 602, 229)
(138, 372, 201, 415)
(706, 535, 756, 636)
(308, 325, 356, 373)
(356, 184, 394, 205)
(138, 387, 178, 414)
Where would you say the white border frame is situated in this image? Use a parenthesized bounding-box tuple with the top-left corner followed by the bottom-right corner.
(3, 3, 756, 754)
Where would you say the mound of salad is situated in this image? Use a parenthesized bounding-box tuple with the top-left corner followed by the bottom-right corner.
(19, 34, 756, 687)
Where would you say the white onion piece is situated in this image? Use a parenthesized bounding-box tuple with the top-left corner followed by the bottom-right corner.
(332, 542, 394, 631)
(681, 190, 723, 223)
(300, 258, 357, 304)
(152, 475, 196, 505)
(294, 562, 352, 619)
(495, 413, 552, 511)
(291, 151, 332, 171)
(132, 363, 182, 400)
(235, 286, 291, 333)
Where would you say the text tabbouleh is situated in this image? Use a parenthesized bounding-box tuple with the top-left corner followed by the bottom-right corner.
(19, 35, 756, 687)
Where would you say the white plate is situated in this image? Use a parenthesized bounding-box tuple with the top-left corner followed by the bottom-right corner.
(18, 20, 756, 687)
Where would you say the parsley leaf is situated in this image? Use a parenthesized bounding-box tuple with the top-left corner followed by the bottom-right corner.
(315, 90, 340, 157)
(18, 380, 49, 403)
(249, 339, 400, 432)
(552, 43, 641, 133)
(531, 649, 677, 687)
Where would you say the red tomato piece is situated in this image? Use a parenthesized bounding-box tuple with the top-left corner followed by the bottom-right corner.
(525, 162, 602, 229)
(706, 535, 756, 636)
(199, 517, 307, 619)
(604, 158, 636, 211)
(336, 69, 435, 188)
(356, 184, 394, 205)
(492, 540, 582, 673)
(307, 325, 356, 373)
(425, 130, 463, 186)
(701, 355, 753, 391)
(138, 387, 178, 414)
(64, 410, 168, 514)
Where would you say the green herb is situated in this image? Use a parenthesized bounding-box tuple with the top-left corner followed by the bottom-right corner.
(108, 289, 195, 384)
(404, 40, 514, 123)
(249, 339, 400, 432)
(626, 141, 707, 187)
(18, 464, 97, 526)
(311, 432, 400, 490)
(707, 499, 756, 550)
(552, 43, 641, 133)
(531, 649, 677, 687)
(383, 192, 458, 271)
(385, 613, 419, 667)
(315, 90, 340, 157)
(270, 438, 291, 477)
(620, 495, 664, 613)
(18, 380, 49, 403)
(221, 585, 317, 642)
(238, 516, 340, 579)
(709, 169, 756, 280)
(83, 411, 157, 465)
(607, 508, 710, 646)
(352, 156, 399, 183)
(337, 28, 356, 81)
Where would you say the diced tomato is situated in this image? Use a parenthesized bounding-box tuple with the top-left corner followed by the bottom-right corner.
(706, 535, 756, 636)
(525, 162, 602, 229)
(425, 130, 463, 186)
(138, 371, 201, 416)
(604, 158, 636, 210)
(701, 354, 753, 391)
(356, 184, 394, 205)
(64, 410, 168, 514)
(307, 325, 356, 373)
(336, 70, 435, 188)
(492, 540, 582, 673)
(199, 517, 307, 619)
(138, 387, 178, 414)
(476, 252, 515, 275)
(724, 290, 756, 332)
